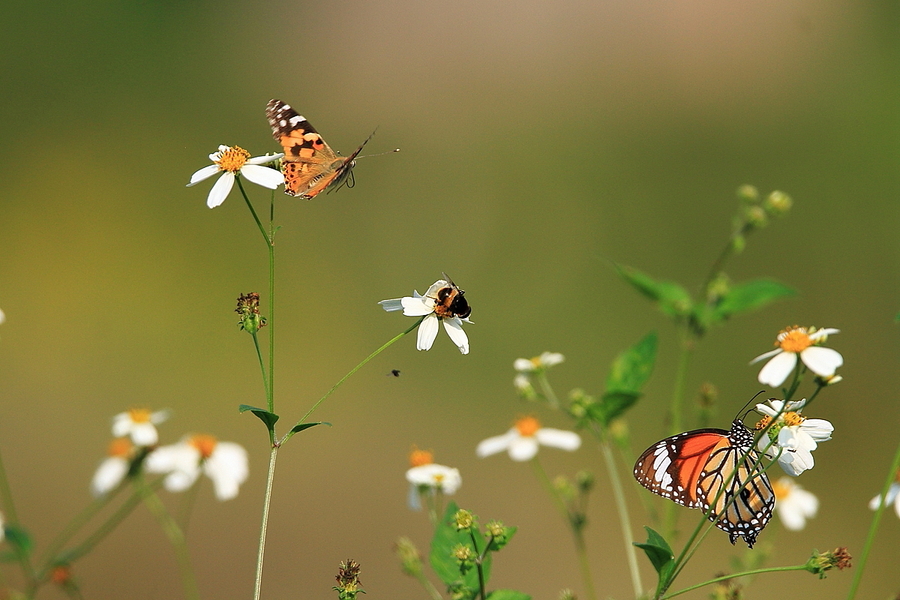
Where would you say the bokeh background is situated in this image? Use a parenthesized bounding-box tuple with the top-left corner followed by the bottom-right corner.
(2, 0, 899, 598)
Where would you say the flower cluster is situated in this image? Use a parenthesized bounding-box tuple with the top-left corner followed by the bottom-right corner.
(92, 409, 248, 501)
(405, 447, 461, 510)
(755, 399, 833, 477)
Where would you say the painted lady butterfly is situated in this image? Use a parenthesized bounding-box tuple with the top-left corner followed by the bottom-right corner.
(265, 99, 373, 199)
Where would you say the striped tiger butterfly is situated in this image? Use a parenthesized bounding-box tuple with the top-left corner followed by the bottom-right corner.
(633, 419, 775, 548)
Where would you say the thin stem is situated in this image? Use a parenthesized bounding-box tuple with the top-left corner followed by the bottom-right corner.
(283, 318, 423, 443)
(536, 372, 560, 409)
(846, 436, 900, 600)
(237, 177, 272, 247)
(138, 480, 199, 600)
(663, 329, 694, 541)
(252, 446, 279, 600)
(267, 203, 275, 415)
(662, 564, 807, 599)
(467, 530, 487, 600)
(0, 445, 37, 583)
(596, 432, 642, 598)
(529, 458, 597, 600)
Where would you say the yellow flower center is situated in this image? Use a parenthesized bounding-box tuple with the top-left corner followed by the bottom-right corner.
(772, 479, 792, 500)
(216, 146, 250, 173)
(432, 473, 445, 485)
(515, 416, 541, 437)
(128, 407, 152, 423)
(189, 434, 218, 459)
(783, 411, 806, 426)
(776, 326, 813, 353)
(408, 446, 434, 467)
(107, 437, 133, 457)
(755, 416, 771, 430)
(530, 356, 542, 368)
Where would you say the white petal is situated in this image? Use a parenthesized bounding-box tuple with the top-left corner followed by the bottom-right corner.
(111, 412, 132, 437)
(164, 469, 200, 492)
(416, 314, 439, 351)
(508, 437, 540, 461)
(755, 399, 785, 418)
(204, 442, 249, 501)
(378, 298, 404, 312)
(799, 346, 843, 377)
(809, 328, 840, 341)
(206, 172, 235, 208)
(401, 296, 435, 317)
(246, 153, 283, 165)
(424, 280, 450, 298)
(0, 308, 6, 324)
(442, 318, 469, 354)
(535, 428, 582, 452)
(145, 443, 201, 478)
(150, 410, 171, 425)
(240, 164, 284, 189)
(514, 358, 536, 372)
(476, 431, 516, 458)
(91, 457, 129, 497)
(130, 422, 159, 446)
(869, 484, 900, 510)
(539, 352, 565, 367)
(799, 419, 834, 442)
(187, 164, 220, 186)
(757, 351, 798, 387)
(750, 348, 782, 365)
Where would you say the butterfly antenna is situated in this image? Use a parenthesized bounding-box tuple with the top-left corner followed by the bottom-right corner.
(738, 390, 768, 420)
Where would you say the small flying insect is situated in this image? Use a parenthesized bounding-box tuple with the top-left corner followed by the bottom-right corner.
(387, 369, 401, 377)
(431, 273, 472, 320)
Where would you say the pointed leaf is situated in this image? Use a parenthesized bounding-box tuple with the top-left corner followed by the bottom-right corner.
(634, 526, 674, 575)
(2, 525, 33, 555)
(238, 404, 279, 432)
(289, 421, 331, 434)
(615, 264, 693, 318)
(589, 391, 640, 427)
(713, 279, 796, 320)
(606, 332, 658, 394)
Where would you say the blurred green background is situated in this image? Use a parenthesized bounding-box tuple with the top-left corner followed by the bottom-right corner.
(1, 0, 899, 598)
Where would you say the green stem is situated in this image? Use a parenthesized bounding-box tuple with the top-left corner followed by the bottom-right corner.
(468, 530, 487, 600)
(237, 177, 272, 247)
(138, 480, 199, 600)
(662, 564, 807, 599)
(57, 477, 164, 565)
(529, 459, 596, 600)
(0, 445, 37, 583)
(536, 372, 560, 409)
(663, 329, 694, 541)
(596, 432, 642, 598)
(846, 436, 900, 600)
(252, 446, 279, 600)
(282, 318, 423, 444)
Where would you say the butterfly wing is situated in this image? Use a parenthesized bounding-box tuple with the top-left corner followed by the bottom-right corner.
(265, 99, 366, 199)
(633, 420, 775, 548)
(633, 427, 731, 508)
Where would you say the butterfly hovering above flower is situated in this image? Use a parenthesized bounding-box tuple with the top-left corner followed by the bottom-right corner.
(633, 419, 775, 548)
(265, 99, 374, 199)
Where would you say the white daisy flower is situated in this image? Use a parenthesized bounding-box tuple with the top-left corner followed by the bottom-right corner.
(91, 438, 134, 497)
(145, 434, 248, 501)
(755, 399, 833, 476)
(751, 326, 843, 387)
(869, 471, 900, 519)
(513, 352, 565, 373)
(187, 145, 284, 208)
(476, 416, 581, 462)
(111, 408, 170, 447)
(405, 447, 462, 510)
(379, 277, 472, 354)
(772, 477, 819, 530)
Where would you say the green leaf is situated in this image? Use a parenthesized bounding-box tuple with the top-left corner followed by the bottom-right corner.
(429, 502, 492, 590)
(289, 421, 330, 434)
(713, 279, 796, 320)
(3, 525, 33, 555)
(615, 264, 693, 318)
(487, 590, 531, 600)
(588, 391, 640, 427)
(238, 404, 279, 432)
(605, 332, 658, 394)
(634, 526, 674, 580)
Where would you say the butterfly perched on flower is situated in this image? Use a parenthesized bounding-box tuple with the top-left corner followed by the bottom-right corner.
(265, 99, 373, 199)
(633, 419, 775, 548)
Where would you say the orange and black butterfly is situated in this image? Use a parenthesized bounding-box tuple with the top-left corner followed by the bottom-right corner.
(265, 99, 373, 199)
(633, 419, 775, 548)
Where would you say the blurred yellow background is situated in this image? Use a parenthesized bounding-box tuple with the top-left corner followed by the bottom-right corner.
(1, 0, 898, 598)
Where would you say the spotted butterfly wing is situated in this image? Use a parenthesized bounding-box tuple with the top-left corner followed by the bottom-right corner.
(265, 99, 372, 199)
(633, 419, 775, 548)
